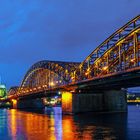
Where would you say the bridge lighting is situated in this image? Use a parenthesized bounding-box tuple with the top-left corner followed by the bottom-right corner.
(38, 86, 41, 89)
(49, 82, 54, 86)
(43, 85, 47, 88)
(85, 71, 90, 76)
(44, 85, 47, 88)
(62, 92, 72, 109)
(70, 90, 76, 93)
(65, 69, 68, 73)
(12, 99, 17, 105)
(71, 76, 74, 79)
(102, 66, 108, 71)
(71, 76, 76, 82)
(87, 68, 90, 72)
(33, 87, 37, 90)
(29, 89, 32, 92)
(85, 68, 90, 76)
(85, 72, 88, 76)
(130, 58, 135, 62)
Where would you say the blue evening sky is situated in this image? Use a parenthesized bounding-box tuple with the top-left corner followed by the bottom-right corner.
(0, 0, 139, 89)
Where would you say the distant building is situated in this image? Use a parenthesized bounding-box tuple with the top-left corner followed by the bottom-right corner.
(127, 91, 140, 104)
(0, 85, 7, 98)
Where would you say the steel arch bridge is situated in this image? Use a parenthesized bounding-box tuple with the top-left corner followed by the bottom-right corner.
(8, 15, 140, 97)
(18, 60, 80, 94)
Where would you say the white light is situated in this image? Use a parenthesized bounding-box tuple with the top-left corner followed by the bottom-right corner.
(0, 85, 6, 89)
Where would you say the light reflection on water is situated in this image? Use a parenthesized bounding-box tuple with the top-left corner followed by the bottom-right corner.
(0, 105, 140, 140)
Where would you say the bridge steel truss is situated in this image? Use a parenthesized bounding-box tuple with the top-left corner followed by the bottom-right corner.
(17, 60, 80, 95)
(8, 87, 19, 96)
(75, 15, 140, 81)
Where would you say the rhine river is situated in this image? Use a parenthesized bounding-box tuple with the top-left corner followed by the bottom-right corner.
(0, 105, 140, 140)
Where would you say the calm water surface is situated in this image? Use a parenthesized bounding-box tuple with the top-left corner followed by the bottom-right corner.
(0, 105, 140, 140)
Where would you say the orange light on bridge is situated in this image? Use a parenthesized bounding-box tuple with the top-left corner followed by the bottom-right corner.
(102, 66, 108, 71)
(33, 87, 37, 90)
(71, 76, 76, 82)
(85, 68, 90, 76)
(49, 82, 54, 87)
(42, 85, 47, 88)
(87, 68, 90, 72)
(38, 86, 41, 89)
(130, 58, 135, 62)
(85, 72, 88, 76)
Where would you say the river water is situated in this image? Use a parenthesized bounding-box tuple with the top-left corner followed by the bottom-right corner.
(0, 105, 140, 140)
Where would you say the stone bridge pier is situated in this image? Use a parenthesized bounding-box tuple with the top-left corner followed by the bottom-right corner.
(62, 89, 127, 114)
(12, 98, 45, 109)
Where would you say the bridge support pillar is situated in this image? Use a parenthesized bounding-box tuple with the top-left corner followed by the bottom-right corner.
(11, 99, 18, 109)
(12, 98, 45, 109)
(62, 89, 127, 114)
(62, 92, 103, 114)
(103, 89, 127, 112)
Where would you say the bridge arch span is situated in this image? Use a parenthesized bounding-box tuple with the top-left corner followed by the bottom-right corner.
(20, 60, 80, 93)
(76, 15, 140, 81)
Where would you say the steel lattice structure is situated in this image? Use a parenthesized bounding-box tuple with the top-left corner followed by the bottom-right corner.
(74, 15, 140, 81)
(18, 60, 80, 94)
(8, 87, 19, 96)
